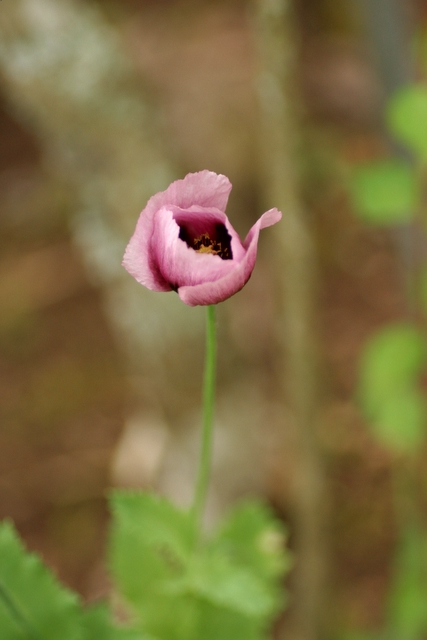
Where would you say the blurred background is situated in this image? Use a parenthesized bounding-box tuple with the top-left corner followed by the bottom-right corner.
(0, 0, 425, 639)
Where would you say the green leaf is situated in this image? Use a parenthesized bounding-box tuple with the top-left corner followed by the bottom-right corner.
(358, 323, 427, 454)
(186, 500, 290, 634)
(110, 492, 194, 570)
(350, 159, 417, 224)
(386, 84, 427, 160)
(109, 492, 289, 640)
(215, 500, 291, 583)
(81, 603, 147, 640)
(134, 594, 198, 640)
(195, 601, 266, 640)
(358, 323, 427, 420)
(0, 520, 82, 640)
(109, 492, 194, 602)
(183, 548, 277, 618)
(371, 388, 427, 454)
(109, 491, 197, 640)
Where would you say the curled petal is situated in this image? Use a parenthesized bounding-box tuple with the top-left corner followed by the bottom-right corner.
(122, 171, 232, 291)
(155, 171, 232, 212)
(122, 211, 171, 292)
(152, 207, 237, 289)
(177, 208, 282, 306)
(122, 169, 282, 306)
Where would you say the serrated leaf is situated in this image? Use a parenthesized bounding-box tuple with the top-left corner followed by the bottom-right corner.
(183, 548, 278, 618)
(110, 492, 194, 568)
(108, 493, 288, 640)
(109, 491, 193, 604)
(371, 388, 427, 454)
(386, 84, 427, 160)
(0, 520, 82, 640)
(215, 500, 291, 582)
(350, 159, 417, 224)
(109, 491, 197, 640)
(358, 323, 427, 420)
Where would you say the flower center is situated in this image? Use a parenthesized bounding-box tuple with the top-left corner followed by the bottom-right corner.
(179, 223, 233, 260)
(193, 232, 231, 258)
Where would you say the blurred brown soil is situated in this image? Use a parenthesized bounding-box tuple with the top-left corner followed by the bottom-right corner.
(0, 0, 417, 634)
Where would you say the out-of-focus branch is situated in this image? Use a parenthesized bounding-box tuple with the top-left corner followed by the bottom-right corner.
(254, 1, 327, 639)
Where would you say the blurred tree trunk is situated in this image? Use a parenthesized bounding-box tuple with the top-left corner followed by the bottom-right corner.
(254, 1, 327, 639)
(0, 0, 205, 422)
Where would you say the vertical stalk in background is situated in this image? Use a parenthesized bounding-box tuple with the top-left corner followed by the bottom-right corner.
(359, 0, 415, 308)
(192, 304, 217, 533)
(254, 1, 327, 639)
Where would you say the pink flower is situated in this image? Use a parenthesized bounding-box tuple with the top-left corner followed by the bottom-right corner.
(122, 171, 282, 306)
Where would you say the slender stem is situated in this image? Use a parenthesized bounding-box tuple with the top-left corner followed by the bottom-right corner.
(192, 304, 217, 532)
(0, 579, 41, 640)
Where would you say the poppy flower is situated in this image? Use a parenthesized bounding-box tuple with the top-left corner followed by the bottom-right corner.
(122, 170, 282, 306)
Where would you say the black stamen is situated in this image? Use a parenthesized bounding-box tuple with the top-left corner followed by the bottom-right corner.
(178, 223, 233, 260)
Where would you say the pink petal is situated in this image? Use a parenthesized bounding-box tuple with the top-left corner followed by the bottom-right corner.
(172, 206, 228, 241)
(122, 230, 171, 293)
(170, 204, 246, 264)
(156, 170, 232, 212)
(178, 208, 282, 306)
(243, 207, 282, 247)
(153, 207, 237, 288)
(122, 171, 232, 291)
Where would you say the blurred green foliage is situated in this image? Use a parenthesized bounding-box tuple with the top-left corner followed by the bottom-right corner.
(348, 27, 427, 640)
(350, 88, 427, 228)
(0, 520, 142, 640)
(0, 495, 290, 640)
(109, 492, 290, 640)
(0, 520, 81, 640)
(358, 323, 427, 454)
(350, 159, 417, 225)
(387, 85, 427, 162)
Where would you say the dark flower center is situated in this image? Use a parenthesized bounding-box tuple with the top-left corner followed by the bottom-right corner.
(179, 223, 233, 260)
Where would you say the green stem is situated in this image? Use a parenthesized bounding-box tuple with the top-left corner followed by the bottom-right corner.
(0, 579, 41, 639)
(192, 304, 217, 532)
